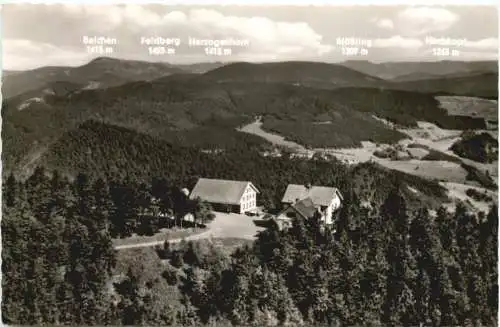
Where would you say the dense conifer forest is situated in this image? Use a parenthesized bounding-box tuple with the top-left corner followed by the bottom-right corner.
(2, 19, 498, 327)
(34, 121, 448, 209)
(2, 166, 497, 326)
(2, 60, 497, 327)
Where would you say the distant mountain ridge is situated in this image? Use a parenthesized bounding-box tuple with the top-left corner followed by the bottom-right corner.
(2, 57, 187, 99)
(5, 57, 498, 98)
(388, 72, 498, 99)
(3, 57, 497, 174)
(202, 61, 385, 88)
(176, 62, 228, 74)
(341, 60, 498, 80)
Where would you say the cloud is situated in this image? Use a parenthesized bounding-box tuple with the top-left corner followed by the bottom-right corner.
(456, 50, 498, 60)
(372, 18, 394, 30)
(464, 38, 499, 50)
(1, 5, 333, 68)
(396, 7, 460, 36)
(59, 5, 332, 56)
(3, 39, 94, 70)
(372, 36, 424, 49)
(176, 8, 333, 56)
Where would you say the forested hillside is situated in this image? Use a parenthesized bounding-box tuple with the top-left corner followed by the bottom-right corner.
(3, 57, 497, 326)
(341, 60, 498, 80)
(36, 120, 447, 209)
(3, 168, 497, 326)
(451, 131, 499, 163)
(202, 61, 384, 88)
(3, 69, 487, 170)
(2, 57, 187, 99)
(391, 73, 498, 99)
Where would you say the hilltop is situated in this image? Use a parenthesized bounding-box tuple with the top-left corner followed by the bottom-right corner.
(2, 58, 496, 179)
(37, 120, 448, 206)
(3, 75, 487, 174)
(389, 72, 498, 99)
(202, 61, 385, 88)
(341, 60, 498, 80)
(2, 57, 186, 98)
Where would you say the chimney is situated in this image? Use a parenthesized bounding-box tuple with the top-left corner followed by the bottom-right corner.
(305, 183, 312, 190)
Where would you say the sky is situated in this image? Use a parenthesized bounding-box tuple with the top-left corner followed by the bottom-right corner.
(2, 4, 498, 70)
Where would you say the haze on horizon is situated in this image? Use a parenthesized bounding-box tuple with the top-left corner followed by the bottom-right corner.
(2, 4, 498, 71)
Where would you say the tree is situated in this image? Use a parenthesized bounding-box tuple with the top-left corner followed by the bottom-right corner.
(26, 166, 50, 213)
(381, 189, 418, 325)
(92, 178, 113, 233)
(481, 205, 498, 325)
(184, 241, 203, 267)
(190, 197, 215, 226)
(171, 187, 190, 228)
(114, 268, 147, 325)
(109, 181, 140, 237)
(4, 173, 17, 208)
(136, 182, 152, 216)
(74, 172, 93, 217)
(162, 266, 179, 286)
(171, 250, 185, 269)
(48, 170, 73, 218)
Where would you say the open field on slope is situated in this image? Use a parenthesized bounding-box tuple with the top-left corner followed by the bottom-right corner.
(237, 119, 306, 151)
(399, 121, 463, 151)
(238, 118, 497, 210)
(397, 122, 498, 180)
(441, 182, 498, 213)
(380, 160, 468, 183)
(436, 96, 498, 121)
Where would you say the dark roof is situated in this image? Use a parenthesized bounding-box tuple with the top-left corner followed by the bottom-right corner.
(281, 184, 341, 206)
(293, 197, 317, 218)
(277, 197, 318, 220)
(189, 178, 259, 205)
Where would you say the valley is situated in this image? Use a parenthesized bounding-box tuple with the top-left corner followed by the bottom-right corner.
(3, 3, 499, 327)
(3, 58, 497, 215)
(237, 104, 498, 214)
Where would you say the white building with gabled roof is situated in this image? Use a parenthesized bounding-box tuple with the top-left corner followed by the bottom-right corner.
(189, 178, 260, 214)
(281, 183, 343, 225)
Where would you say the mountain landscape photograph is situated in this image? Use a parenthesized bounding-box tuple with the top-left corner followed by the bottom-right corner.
(1, 3, 499, 326)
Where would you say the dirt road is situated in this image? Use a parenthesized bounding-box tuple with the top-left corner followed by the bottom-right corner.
(114, 212, 264, 250)
(114, 229, 215, 250)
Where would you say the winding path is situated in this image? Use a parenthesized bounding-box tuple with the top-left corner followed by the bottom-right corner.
(114, 212, 265, 250)
(114, 229, 215, 250)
